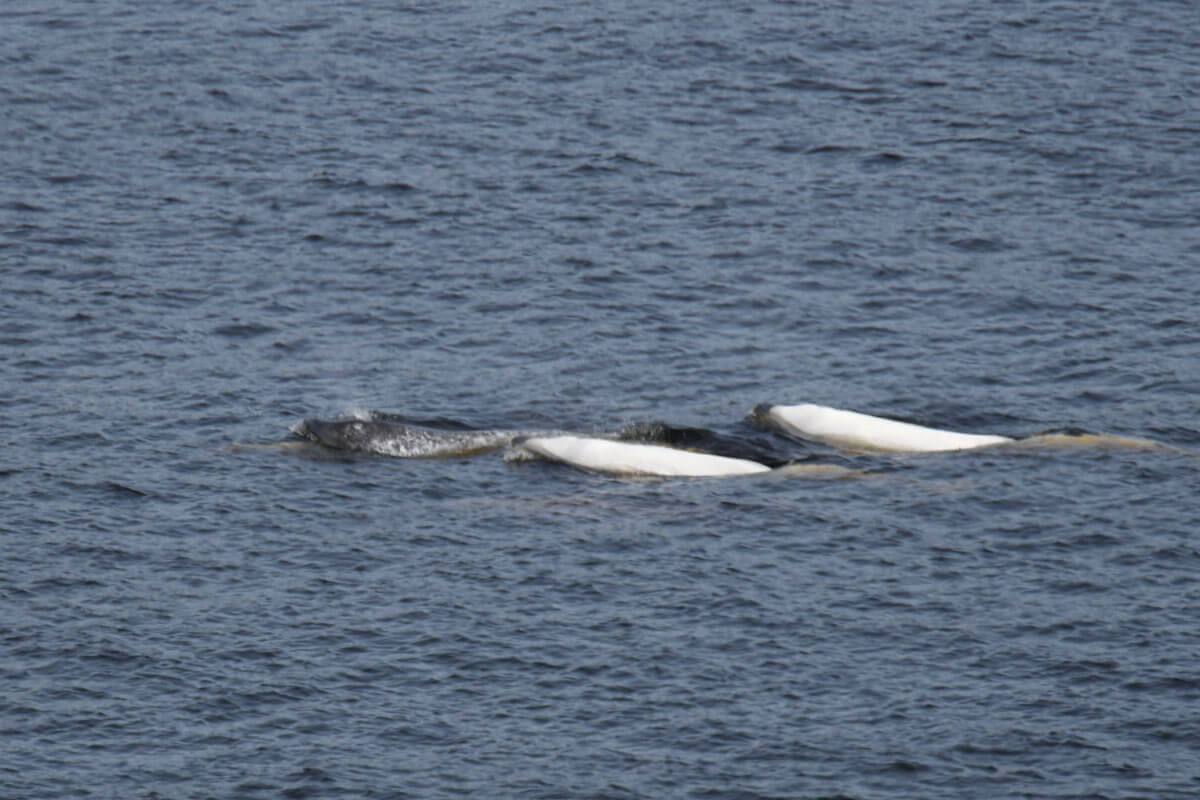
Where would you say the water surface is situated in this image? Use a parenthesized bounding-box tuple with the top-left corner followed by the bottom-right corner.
(3, 2, 1199, 798)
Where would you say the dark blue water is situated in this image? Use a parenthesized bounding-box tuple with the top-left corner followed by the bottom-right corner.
(4, 2, 1200, 797)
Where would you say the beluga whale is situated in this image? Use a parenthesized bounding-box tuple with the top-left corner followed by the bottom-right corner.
(752, 402, 1169, 454)
(293, 416, 527, 457)
(754, 403, 1012, 453)
(508, 435, 773, 477)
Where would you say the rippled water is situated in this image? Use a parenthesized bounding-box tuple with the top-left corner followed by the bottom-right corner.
(4, 2, 1200, 798)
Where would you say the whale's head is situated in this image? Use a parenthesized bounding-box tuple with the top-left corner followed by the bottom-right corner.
(296, 419, 379, 452)
(749, 403, 777, 424)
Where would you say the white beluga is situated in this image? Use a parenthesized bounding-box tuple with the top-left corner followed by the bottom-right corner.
(509, 435, 772, 477)
(756, 403, 1013, 453)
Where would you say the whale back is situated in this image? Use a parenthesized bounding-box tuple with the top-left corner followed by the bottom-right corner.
(512, 435, 772, 477)
(761, 403, 1013, 453)
(296, 419, 518, 457)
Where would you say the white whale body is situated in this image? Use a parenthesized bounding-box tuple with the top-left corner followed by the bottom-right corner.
(511, 435, 772, 477)
(760, 403, 1013, 453)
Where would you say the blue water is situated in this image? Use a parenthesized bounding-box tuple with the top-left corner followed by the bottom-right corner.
(4, 2, 1200, 797)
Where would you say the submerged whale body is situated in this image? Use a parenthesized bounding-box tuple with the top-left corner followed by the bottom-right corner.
(616, 421, 796, 468)
(295, 418, 520, 458)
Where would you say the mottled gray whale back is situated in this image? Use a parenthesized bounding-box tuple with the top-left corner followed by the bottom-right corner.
(295, 418, 525, 458)
(292, 417, 789, 462)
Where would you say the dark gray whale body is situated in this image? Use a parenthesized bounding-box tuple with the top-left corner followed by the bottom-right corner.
(295, 418, 521, 458)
